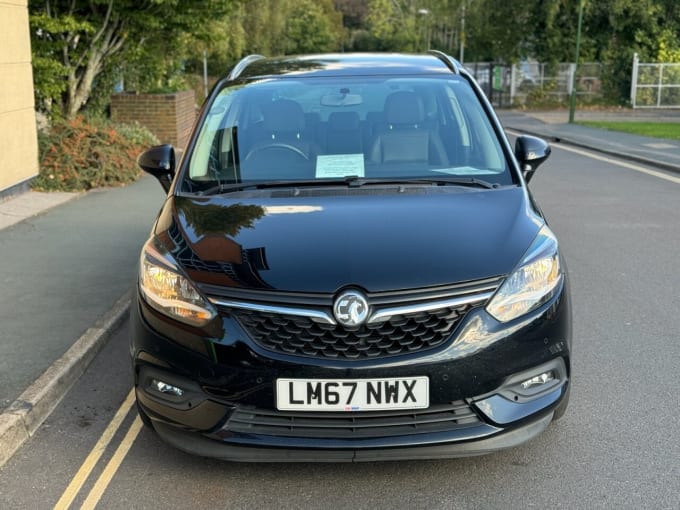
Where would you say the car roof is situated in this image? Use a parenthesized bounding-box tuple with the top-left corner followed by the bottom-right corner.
(231, 53, 460, 81)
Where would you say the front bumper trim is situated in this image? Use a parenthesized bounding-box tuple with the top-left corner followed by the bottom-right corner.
(152, 412, 553, 463)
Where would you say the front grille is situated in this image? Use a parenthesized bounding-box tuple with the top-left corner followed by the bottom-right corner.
(232, 302, 474, 360)
(227, 401, 481, 439)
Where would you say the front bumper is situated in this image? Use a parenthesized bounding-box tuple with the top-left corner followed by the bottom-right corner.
(151, 412, 554, 462)
(131, 278, 571, 460)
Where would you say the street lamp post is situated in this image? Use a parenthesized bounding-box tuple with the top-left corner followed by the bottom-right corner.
(417, 8, 430, 52)
(568, 0, 585, 123)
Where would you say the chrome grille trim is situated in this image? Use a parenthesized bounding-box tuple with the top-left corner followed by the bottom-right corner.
(367, 292, 493, 325)
(208, 298, 336, 325)
(209, 289, 494, 326)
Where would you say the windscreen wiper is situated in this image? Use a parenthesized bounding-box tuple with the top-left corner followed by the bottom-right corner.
(198, 178, 354, 195)
(343, 176, 499, 189)
(198, 175, 499, 195)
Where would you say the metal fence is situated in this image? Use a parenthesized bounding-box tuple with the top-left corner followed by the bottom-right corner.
(464, 62, 604, 108)
(463, 62, 511, 107)
(630, 54, 680, 108)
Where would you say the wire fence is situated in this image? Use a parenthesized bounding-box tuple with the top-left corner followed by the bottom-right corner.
(464, 62, 604, 108)
(630, 54, 680, 108)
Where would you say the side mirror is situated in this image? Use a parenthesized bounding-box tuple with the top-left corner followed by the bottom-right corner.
(138, 144, 176, 192)
(514, 135, 551, 182)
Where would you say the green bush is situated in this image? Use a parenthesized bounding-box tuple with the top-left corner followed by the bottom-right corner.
(33, 117, 158, 192)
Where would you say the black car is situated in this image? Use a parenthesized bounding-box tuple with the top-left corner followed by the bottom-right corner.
(133, 53, 571, 462)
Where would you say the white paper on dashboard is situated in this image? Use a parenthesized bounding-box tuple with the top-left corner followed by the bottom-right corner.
(316, 154, 365, 178)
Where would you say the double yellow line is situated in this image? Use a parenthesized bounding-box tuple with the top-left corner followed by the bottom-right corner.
(54, 389, 142, 510)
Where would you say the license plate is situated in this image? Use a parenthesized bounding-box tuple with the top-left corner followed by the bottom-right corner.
(276, 377, 429, 411)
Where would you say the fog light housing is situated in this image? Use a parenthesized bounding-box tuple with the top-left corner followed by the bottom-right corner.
(521, 371, 555, 390)
(151, 379, 184, 397)
(473, 360, 568, 425)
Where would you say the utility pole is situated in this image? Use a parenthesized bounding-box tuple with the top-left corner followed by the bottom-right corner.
(203, 50, 208, 100)
(568, 0, 585, 124)
(459, 2, 466, 63)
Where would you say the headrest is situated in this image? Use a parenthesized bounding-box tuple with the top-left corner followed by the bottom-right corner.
(304, 112, 321, 126)
(384, 91, 425, 126)
(328, 111, 360, 131)
(262, 99, 305, 134)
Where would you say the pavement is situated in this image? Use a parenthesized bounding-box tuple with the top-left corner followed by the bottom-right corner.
(498, 109, 680, 173)
(0, 109, 678, 468)
(0, 176, 165, 467)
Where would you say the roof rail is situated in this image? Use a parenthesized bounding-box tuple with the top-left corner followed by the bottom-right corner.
(227, 54, 266, 80)
(427, 50, 460, 74)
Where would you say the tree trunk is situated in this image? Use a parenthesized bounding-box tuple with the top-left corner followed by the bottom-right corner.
(65, 50, 103, 119)
(62, 8, 125, 119)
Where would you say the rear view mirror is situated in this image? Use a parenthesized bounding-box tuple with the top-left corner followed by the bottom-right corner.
(514, 135, 551, 182)
(321, 91, 362, 107)
(138, 144, 176, 192)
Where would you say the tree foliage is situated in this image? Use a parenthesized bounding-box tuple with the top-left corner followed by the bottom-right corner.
(209, 0, 343, 64)
(285, 0, 343, 54)
(352, 0, 680, 103)
(30, 0, 346, 119)
(463, 0, 534, 62)
(585, 0, 680, 101)
(30, 0, 234, 119)
(29, 0, 680, 114)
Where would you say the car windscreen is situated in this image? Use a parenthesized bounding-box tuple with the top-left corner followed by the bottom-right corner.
(182, 76, 513, 192)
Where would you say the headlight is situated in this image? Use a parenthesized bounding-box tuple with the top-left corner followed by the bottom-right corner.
(486, 226, 562, 323)
(139, 239, 217, 327)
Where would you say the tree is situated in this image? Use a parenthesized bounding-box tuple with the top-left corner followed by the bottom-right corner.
(366, 0, 419, 52)
(521, 0, 680, 103)
(335, 0, 373, 50)
(587, 0, 675, 102)
(30, 0, 233, 119)
(32, 0, 679, 112)
(239, 0, 290, 56)
(285, 0, 343, 54)
(463, 0, 533, 62)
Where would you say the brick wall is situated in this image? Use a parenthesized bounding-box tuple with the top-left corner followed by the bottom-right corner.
(110, 90, 196, 149)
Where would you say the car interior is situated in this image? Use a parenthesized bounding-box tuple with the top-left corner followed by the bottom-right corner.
(188, 77, 508, 188)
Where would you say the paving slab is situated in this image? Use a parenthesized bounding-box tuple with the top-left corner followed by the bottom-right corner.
(0, 191, 80, 230)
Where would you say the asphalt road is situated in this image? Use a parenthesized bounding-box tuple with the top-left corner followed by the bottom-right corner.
(1, 141, 679, 509)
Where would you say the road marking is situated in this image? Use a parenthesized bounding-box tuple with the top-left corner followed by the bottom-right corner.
(506, 130, 680, 184)
(553, 143, 680, 183)
(642, 142, 675, 149)
(80, 416, 143, 510)
(53, 388, 135, 510)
